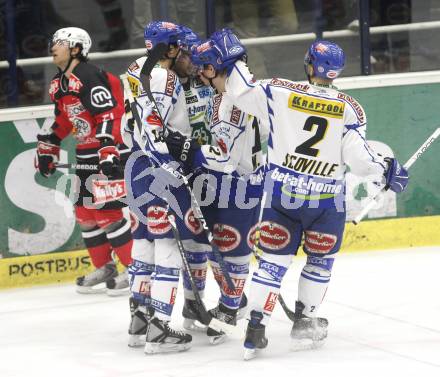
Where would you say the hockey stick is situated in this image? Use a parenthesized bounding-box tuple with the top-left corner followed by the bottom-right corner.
(122, 54, 237, 292)
(167, 214, 238, 334)
(353, 127, 440, 225)
(252, 191, 296, 322)
(54, 163, 99, 171)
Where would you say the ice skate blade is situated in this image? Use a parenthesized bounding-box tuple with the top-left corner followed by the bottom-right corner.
(243, 347, 257, 360)
(208, 332, 227, 345)
(144, 342, 191, 354)
(76, 285, 106, 294)
(183, 318, 207, 332)
(290, 338, 325, 352)
(106, 287, 129, 297)
(128, 335, 146, 347)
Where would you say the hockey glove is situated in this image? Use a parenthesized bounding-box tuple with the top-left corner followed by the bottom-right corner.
(384, 157, 409, 193)
(35, 134, 61, 177)
(98, 145, 121, 178)
(163, 129, 200, 174)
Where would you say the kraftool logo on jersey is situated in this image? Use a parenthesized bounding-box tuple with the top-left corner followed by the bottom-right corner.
(213, 224, 241, 252)
(184, 209, 203, 235)
(258, 221, 290, 250)
(146, 206, 171, 235)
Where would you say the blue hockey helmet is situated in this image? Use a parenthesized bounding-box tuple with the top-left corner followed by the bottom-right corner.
(304, 40, 345, 80)
(178, 26, 201, 51)
(143, 21, 183, 51)
(191, 28, 246, 72)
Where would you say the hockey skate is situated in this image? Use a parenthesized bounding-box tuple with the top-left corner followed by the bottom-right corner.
(182, 299, 207, 332)
(290, 301, 328, 351)
(243, 310, 268, 360)
(76, 262, 117, 294)
(144, 307, 192, 354)
(128, 297, 150, 347)
(106, 268, 129, 296)
(206, 303, 237, 345)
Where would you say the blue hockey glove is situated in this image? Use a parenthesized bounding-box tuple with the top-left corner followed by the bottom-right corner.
(384, 157, 409, 193)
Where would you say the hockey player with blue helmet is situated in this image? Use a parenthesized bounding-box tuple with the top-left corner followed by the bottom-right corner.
(221, 36, 409, 359)
(163, 28, 268, 345)
(123, 20, 195, 354)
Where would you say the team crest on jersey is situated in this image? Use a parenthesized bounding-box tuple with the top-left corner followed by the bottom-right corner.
(213, 224, 241, 252)
(66, 102, 85, 118)
(184, 209, 203, 235)
(72, 117, 91, 138)
(258, 221, 290, 250)
(147, 206, 171, 235)
(68, 73, 83, 93)
(91, 86, 113, 108)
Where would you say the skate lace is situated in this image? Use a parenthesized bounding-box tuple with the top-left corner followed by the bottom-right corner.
(164, 322, 186, 337)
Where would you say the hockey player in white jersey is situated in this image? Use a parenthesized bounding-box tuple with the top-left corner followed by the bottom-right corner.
(217, 33, 409, 359)
(171, 26, 216, 332)
(123, 21, 195, 354)
(162, 29, 268, 344)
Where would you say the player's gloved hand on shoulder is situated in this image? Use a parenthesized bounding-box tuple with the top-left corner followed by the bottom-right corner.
(35, 134, 61, 177)
(162, 129, 200, 174)
(98, 145, 121, 178)
(384, 157, 409, 193)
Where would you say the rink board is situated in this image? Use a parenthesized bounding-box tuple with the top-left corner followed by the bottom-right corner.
(1, 215, 438, 290)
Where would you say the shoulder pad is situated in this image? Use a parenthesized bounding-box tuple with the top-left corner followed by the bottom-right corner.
(69, 63, 105, 94)
(150, 67, 178, 97)
(337, 91, 366, 125)
(127, 56, 147, 77)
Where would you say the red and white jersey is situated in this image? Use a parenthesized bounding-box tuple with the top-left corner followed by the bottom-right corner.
(48, 61, 125, 159)
(225, 61, 387, 207)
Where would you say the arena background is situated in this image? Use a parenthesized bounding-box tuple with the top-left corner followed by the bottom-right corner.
(0, 0, 439, 288)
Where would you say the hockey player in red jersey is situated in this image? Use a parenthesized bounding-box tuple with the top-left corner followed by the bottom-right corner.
(35, 27, 133, 295)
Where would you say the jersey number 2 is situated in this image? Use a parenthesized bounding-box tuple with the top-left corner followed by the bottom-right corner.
(295, 116, 328, 157)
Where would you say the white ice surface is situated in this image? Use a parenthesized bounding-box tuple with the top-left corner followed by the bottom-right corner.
(1, 246, 439, 377)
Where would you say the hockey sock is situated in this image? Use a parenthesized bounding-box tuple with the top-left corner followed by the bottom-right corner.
(129, 239, 155, 306)
(181, 250, 207, 300)
(247, 253, 291, 326)
(82, 226, 113, 268)
(150, 238, 182, 321)
(209, 254, 250, 310)
(129, 259, 154, 306)
(298, 256, 334, 317)
(105, 218, 133, 267)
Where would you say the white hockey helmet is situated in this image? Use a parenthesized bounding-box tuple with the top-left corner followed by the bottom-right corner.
(52, 27, 92, 57)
